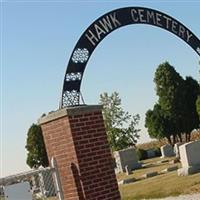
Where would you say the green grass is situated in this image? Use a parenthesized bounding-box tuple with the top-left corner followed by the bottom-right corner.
(118, 157, 200, 200)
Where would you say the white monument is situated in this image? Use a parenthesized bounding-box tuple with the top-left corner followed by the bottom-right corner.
(174, 143, 181, 158)
(160, 144, 175, 158)
(178, 140, 200, 176)
(114, 147, 141, 173)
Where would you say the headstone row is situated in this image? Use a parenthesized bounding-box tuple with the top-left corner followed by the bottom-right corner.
(114, 140, 200, 176)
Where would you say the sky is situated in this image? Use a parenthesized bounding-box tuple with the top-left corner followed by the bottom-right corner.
(1, 0, 200, 177)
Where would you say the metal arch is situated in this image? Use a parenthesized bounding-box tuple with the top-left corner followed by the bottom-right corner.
(61, 7, 200, 108)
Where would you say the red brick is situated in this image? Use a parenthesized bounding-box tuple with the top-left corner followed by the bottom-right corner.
(40, 106, 120, 200)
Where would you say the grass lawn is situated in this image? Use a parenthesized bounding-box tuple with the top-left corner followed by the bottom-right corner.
(117, 157, 200, 200)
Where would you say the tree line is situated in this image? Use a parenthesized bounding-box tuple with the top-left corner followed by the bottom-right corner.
(145, 62, 200, 145)
(25, 61, 200, 168)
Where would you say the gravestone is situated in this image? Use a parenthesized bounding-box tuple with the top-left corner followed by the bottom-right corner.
(169, 158, 179, 164)
(114, 147, 141, 173)
(174, 143, 181, 158)
(178, 140, 200, 176)
(118, 178, 135, 185)
(142, 171, 158, 178)
(146, 149, 156, 158)
(125, 165, 132, 175)
(161, 165, 178, 173)
(160, 144, 175, 158)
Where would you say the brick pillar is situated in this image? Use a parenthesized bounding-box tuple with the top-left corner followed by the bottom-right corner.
(38, 105, 121, 200)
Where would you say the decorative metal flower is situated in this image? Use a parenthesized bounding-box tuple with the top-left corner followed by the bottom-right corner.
(72, 48, 89, 63)
(197, 47, 200, 54)
(66, 72, 82, 82)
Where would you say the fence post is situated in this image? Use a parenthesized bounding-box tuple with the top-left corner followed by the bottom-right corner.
(51, 157, 64, 200)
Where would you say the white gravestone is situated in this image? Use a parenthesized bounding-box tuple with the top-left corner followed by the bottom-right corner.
(4, 182, 32, 200)
(174, 143, 181, 158)
(114, 147, 141, 173)
(161, 144, 175, 158)
(178, 140, 200, 176)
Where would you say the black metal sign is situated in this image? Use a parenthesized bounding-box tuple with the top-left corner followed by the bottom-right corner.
(61, 7, 200, 107)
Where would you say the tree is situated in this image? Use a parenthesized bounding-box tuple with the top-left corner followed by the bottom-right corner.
(25, 124, 49, 168)
(196, 96, 200, 121)
(182, 77, 199, 141)
(147, 62, 200, 144)
(196, 62, 200, 121)
(154, 62, 184, 114)
(145, 104, 173, 144)
(196, 96, 200, 120)
(154, 62, 185, 143)
(100, 92, 140, 151)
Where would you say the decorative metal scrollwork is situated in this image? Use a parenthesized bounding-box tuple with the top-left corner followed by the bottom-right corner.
(61, 7, 200, 108)
(72, 48, 89, 63)
(197, 47, 200, 54)
(62, 90, 80, 107)
(66, 72, 82, 82)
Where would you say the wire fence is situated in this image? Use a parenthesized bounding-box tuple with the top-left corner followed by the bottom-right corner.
(0, 166, 60, 200)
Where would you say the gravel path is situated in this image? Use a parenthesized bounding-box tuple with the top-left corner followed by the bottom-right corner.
(148, 193, 200, 200)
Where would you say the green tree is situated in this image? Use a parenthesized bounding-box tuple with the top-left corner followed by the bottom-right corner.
(196, 96, 200, 120)
(196, 62, 200, 120)
(182, 77, 200, 141)
(154, 62, 185, 143)
(100, 92, 140, 151)
(145, 104, 173, 144)
(25, 124, 49, 168)
(148, 62, 199, 144)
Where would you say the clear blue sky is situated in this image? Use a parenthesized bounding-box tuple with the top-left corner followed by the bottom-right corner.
(1, 1, 200, 177)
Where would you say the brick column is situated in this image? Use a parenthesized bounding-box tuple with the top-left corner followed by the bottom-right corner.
(38, 105, 121, 200)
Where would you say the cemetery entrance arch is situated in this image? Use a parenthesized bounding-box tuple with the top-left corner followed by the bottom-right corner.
(61, 7, 200, 107)
(40, 7, 200, 200)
